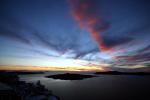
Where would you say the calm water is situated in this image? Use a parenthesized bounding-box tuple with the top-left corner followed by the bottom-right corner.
(19, 72, 150, 100)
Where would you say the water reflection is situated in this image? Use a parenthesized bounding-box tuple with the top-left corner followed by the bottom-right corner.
(20, 73, 150, 100)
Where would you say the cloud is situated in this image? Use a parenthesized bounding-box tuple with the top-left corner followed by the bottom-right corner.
(0, 28, 30, 44)
(137, 45, 150, 53)
(114, 52, 150, 64)
(68, 0, 110, 51)
(75, 48, 99, 58)
(0, 16, 32, 44)
(0, 15, 62, 57)
(103, 36, 133, 48)
(31, 32, 61, 52)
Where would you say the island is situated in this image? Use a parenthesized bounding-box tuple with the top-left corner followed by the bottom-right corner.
(46, 73, 95, 80)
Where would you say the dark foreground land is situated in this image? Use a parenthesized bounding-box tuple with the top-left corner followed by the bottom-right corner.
(0, 71, 59, 100)
(46, 73, 95, 80)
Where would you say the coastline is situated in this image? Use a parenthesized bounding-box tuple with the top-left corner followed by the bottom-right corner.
(0, 71, 60, 100)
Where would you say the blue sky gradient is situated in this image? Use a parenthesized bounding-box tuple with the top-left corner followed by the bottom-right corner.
(0, 0, 150, 71)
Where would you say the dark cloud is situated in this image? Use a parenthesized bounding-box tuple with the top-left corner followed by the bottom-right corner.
(75, 48, 99, 58)
(103, 36, 133, 47)
(115, 52, 150, 64)
(0, 16, 32, 44)
(0, 27, 30, 44)
(31, 32, 61, 52)
(137, 45, 150, 53)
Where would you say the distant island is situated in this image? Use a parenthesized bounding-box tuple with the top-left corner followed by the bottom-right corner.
(0, 70, 44, 75)
(9, 71, 44, 75)
(46, 73, 95, 80)
(95, 71, 150, 75)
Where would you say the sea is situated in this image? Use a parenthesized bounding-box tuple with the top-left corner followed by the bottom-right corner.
(19, 71, 150, 100)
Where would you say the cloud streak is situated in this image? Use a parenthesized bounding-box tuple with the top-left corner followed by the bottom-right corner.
(68, 0, 110, 52)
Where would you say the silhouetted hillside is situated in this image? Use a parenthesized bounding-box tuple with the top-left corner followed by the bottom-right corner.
(7, 71, 44, 75)
(95, 71, 150, 75)
(0, 71, 59, 100)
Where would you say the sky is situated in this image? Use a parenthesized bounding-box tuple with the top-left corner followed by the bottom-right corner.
(0, 0, 150, 71)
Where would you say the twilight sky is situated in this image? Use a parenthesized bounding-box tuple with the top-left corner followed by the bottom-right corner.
(0, 0, 150, 71)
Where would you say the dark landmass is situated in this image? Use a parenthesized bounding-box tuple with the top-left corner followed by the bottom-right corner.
(46, 73, 95, 80)
(0, 71, 59, 100)
(95, 71, 150, 75)
(0, 70, 44, 75)
(8, 71, 44, 75)
(108, 66, 150, 72)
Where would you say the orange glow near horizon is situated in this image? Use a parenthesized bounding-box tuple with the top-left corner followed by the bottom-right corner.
(0, 57, 110, 72)
(0, 65, 106, 72)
